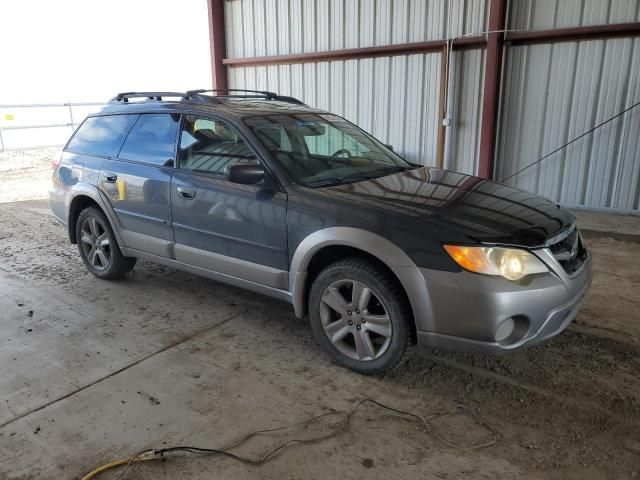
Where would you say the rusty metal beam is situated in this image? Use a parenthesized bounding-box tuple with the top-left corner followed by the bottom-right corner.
(222, 37, 486, 68)
(220, 23, 640, 70)
(508, 22, 640, 46)
(477, 0, 507, 179)
(207, 0, 228, 90)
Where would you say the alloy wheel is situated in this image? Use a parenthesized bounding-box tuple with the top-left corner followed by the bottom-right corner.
(80, 216, 111, 271)
(319, 279, 392, 361)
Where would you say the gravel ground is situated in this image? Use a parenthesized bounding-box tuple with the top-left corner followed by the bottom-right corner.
(0, 198, 638, 480)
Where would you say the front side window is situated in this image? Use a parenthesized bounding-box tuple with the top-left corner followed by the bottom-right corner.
(66, 114, 137, 157)
(245, 114, 413, 186)
(178, 115, 254, 174)
(118, 113, 180, 165)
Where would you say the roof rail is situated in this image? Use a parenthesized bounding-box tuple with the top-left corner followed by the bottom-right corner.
(185, 89, 306, 105)
(273, 95, 306, 105)
(108, 89, 307, 106)
(110, 92, 186, 103)
(186, 88, 277, 99)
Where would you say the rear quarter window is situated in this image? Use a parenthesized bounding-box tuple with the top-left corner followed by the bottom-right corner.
(66, 114, 137, 157)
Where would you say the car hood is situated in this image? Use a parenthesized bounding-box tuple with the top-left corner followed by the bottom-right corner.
(320, 167, 575, 248)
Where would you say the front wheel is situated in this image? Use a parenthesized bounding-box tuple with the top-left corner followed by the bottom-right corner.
(76, 207, 136, 279)
(308, 257, 411, 374)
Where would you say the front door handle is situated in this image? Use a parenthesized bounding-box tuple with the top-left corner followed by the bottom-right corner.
(176, 186, 196, 200)
(104, 173, 118, 183)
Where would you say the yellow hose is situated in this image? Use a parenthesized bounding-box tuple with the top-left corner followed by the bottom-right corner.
(81, 452, 154, 480)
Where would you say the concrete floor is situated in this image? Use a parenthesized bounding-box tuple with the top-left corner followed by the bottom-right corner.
(574, 209, 640, 241)
(0, 201, 639, 480)
(0, 150, 639, 479)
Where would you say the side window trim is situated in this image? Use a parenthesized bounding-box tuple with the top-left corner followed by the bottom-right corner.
(171, 113, 184, 167)
(114, 113, 140, 158)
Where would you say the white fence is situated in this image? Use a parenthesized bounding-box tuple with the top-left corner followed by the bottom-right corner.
(0, 103, 104, 152)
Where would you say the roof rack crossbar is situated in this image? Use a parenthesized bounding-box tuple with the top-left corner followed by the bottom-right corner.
(110, 91, 186, 103)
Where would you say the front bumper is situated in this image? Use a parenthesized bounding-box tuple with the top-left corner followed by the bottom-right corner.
(413, 248, 592, 353)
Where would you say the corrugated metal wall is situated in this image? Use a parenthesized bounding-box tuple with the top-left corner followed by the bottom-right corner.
(224, 0, 640, 211)
(225, 0, 487, 57)
(510, 0, 640, 30)
(498, 1, 640, 211)
(230, 54, 443, 166)
(226, 0, 487, 169)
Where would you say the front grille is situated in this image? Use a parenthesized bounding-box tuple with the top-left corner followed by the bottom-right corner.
(548, 226, 588, 275)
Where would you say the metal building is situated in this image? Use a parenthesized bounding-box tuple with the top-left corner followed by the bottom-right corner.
(206, 0, 640, 212)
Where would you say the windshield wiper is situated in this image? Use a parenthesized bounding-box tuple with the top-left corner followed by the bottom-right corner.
(306, 165, 415, 188)
(306, 176, 371, 188)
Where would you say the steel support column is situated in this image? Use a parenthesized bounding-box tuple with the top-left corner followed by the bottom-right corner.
(477, 0, 507, 179)
(207, 0, 228, 91)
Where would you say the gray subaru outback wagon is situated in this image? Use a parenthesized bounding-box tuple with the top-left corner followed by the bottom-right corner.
(50, 90, 592, 374)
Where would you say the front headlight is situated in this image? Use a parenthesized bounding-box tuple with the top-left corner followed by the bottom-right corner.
(443, 245, 548, 281)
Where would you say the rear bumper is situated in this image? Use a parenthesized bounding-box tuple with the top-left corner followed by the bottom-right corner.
(49, 187, 68, 226)
(412, 249, 592, 353)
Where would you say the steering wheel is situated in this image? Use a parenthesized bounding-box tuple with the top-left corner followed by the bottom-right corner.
(331, 148, 352, 159)
(274, 149, 320, 176)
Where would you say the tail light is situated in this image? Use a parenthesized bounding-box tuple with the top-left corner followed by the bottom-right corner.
(51, 150, 63, 170)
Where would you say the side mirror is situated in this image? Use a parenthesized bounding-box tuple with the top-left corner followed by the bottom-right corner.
(384, 144, 394, 152)
(225, 162, 265, 184)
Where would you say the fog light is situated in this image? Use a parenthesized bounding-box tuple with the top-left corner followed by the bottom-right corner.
(495, 318, 515, 343)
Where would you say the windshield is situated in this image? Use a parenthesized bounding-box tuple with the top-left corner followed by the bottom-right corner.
(244, 113, 414, 186)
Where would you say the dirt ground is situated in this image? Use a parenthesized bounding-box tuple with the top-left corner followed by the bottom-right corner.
(0, 148, 59, 203)
(0, 159, 639, 479)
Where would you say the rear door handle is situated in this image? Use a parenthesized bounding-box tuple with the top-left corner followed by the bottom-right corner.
(104, 173, 118, 183)
(177, 186, 196, 200)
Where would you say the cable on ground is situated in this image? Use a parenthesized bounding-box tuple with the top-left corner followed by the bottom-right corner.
(80, 398, 500, 480)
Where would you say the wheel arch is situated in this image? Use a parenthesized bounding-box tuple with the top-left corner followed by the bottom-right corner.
(67, 187, 123, 248)
(290, 227, 432, 339)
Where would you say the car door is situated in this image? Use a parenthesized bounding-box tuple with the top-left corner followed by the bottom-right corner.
(170, 114, 288, 289)
(98, 112, 180, 257)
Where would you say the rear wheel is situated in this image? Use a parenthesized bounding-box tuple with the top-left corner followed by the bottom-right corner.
(308, 257, 411, 374)
(76, 207, 136, 279)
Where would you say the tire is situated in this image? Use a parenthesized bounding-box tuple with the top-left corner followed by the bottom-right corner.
(75, 207, 136, 279)
(308, 256, 411, 374)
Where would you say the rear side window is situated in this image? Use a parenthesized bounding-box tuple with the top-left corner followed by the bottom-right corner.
(66, 115, 137, 157)
(118, 113, 180, 166)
